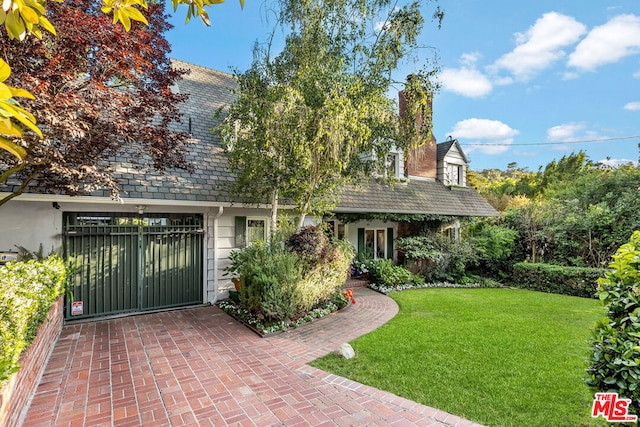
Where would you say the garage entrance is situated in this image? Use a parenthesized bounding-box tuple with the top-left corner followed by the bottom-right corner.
(63, 212, 204, 319)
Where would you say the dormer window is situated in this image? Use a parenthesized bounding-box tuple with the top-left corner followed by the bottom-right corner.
(370, 147, 404, 180)
(386, 153, 399, 178)
(437, 139, 468, 187)
(447, 163, 463, 186)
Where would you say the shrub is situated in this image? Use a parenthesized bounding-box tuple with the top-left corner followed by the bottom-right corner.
(286, 225, 329, 264)
(466, 223, 518, 261)
(511, 262, 603, 298)
(587, 231, 640, 418)
(368, 258, 424, 288)
(234, 241, 302, 322)
(227, 230, 354, 322)
(295, 240, 353, 313)
(0, 256, 66, 385)
(397, 234, 476, 282)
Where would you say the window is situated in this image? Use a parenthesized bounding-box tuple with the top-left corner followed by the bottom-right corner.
(246, 219, 266, 245)
(358, 227, 394, 260)
(386, 153, 398, 178)
(325, 220, 345, 240)
(447, 164, 463, 186)
(235, 216, 267, 247)
(365, 229, 386, 259)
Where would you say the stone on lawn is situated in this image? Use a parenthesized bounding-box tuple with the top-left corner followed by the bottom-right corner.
(335, 343, 355, 359)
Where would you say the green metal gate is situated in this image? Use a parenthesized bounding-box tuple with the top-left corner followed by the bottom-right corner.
(63, 212, 204, 319)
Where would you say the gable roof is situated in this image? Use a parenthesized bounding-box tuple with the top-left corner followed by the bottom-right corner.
(89, 59, 238, 203)
(2, 60, 498, 217)
(437, 139, 468, 163)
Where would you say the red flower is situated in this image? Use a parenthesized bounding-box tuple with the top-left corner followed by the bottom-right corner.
(344, 288, 355, 304)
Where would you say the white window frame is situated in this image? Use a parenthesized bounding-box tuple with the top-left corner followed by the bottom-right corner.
(385, 153, 400, 179)
(446, 163, 464, 186)
(246, 217, 267, 246)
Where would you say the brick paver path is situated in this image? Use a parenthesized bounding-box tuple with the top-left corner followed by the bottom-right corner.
(24, 287, 483, 426)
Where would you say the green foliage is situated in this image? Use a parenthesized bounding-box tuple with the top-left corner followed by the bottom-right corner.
(286, 225, 329, 264)
(472, 153, 640, 269)
(227, 231, 354, 322)
(367, 258, 424, 288)
(0, 256, 66, 385)
(464, 221, 518, 278)
(217, 0, 441, 227)
(234, 241, 301, 322)
(511, 262, 603, 298)
(397, 234, 476, 282)
(296, 241, 353, 313)
(466, 222, 517, 260)
(587, 231, 640, 418)
(334, 212, 455, 225)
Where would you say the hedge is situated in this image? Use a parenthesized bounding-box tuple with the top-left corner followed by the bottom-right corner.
(0, 257, 66, 386)
(586, 231, 640, 418)
(511, 262, 604, 298)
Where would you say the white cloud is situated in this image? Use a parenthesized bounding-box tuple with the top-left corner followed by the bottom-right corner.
(546, 122, 587, 142)
(546, 122, 604, 151)
(460, 52, 481, 67)
(624, 101, 640, 111)
(598, 158, 638, 167)
(568, 14, 640, 71)
(491, 12, 586, 80)
(440, 67, 493, 98)
(450, 118, 519, 154)
(634, 70, 640, 78)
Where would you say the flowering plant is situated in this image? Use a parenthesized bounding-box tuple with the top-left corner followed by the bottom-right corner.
(357, 262, 369, 274)
(344, 288, 356, 304)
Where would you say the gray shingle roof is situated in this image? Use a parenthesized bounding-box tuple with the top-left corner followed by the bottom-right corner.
(87, 59, 239, 203)
(436, 140, 455, 160)
(337, 179, 498, 217)
(3, 60, 498, 217)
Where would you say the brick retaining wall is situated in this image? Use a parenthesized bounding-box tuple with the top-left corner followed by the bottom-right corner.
(0, 296, 64, 427)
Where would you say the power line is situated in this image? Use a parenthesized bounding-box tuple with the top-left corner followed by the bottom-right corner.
(461, 135, 640, 147)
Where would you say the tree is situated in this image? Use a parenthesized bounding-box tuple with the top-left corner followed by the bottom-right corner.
(0, 0, 244, 162)
(0, 0, 190, 206)
(218, 0, 442, 233)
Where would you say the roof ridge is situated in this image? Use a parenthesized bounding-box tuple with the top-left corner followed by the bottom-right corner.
(170, 58, 235, 78)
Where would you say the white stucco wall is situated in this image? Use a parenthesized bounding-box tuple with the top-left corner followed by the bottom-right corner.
(0, 201, 63, 255)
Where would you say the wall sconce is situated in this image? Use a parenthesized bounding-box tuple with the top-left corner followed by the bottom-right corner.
(136, 205, 147, 215)
(52, 202, 60, 210)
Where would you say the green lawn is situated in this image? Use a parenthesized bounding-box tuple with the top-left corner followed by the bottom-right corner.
(310, 288, 606, 427)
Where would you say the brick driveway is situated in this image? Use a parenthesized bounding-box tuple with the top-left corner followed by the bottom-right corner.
(24, 287, 482, 427)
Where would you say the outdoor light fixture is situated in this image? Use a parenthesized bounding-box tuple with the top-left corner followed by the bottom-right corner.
(136, 205, 147, 215)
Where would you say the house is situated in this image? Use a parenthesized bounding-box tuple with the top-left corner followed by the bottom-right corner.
(0, 60, 497, 320)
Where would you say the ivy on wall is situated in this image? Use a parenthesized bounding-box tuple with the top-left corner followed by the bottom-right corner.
(333, 213, 458, 224)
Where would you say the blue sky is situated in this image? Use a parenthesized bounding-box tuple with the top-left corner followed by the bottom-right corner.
(165, 0, 640, 171)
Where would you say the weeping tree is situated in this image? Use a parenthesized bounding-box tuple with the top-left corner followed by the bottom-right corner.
(218, 0, 442, 234)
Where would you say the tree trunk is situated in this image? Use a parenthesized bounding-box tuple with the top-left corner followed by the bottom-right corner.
(0, 167, 39, 208)
(269, 189, 279, 238)
(297, 199, 310, 230)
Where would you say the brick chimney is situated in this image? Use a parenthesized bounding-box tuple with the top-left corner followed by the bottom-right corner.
(399, 88, 437, 179)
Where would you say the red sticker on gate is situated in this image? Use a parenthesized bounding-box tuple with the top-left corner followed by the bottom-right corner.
(71, 301, 83, 316)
